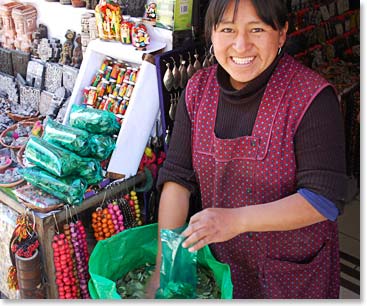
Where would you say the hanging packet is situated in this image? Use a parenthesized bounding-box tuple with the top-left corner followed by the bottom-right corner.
(155, 226, 197, 299)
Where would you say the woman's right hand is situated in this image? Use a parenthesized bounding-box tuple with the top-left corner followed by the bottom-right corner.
(145, 268, 160, 299)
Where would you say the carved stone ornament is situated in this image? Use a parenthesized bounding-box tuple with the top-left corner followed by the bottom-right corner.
(11, 49, 30, 79)
(12, 4, 37, 53)
(55, 96, 71, 123)
(0, 47, 14, 76)
(0, 2, 23, 50)
(62, 65, 79, 93)
(49, 38, 62, 63)
(89, 17, 98, 40)
(0, 72, 18, 103)
(39, 90, 53, 116)
(38, 38, 53, 62)
(19, 84, 40, 115)
(26, 60, 45, 90)
(44, 62, 63, 93)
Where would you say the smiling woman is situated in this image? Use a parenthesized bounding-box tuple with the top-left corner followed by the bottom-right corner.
(209, 0, 288, 89)
(147, 0, 348, 299)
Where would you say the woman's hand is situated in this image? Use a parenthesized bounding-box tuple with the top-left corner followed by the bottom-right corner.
(181, 208, 240, 252)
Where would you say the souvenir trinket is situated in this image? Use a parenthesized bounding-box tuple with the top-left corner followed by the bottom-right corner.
(193, 50, 202, 72)
(163, 61, 174, 92)
(62, 65, 79, 93)
(19, 84, 40, 115)
(44, 62, 63, 93)
(144, 2, 157, 25)
(179, 54, 188, 89)
(26, 60, 45, 90)
(187, 52, 196, 79)
(0, 47, 14, 75)
(132, 23, 150, 51)
(39, 90, 53, 116)
(95, 0, 121, 41)
(0, 73, 18, 103)
(37, 38, 54, 62)
(11, 4, 37, 53)
(0, 2, 23, 50)
(59, 30, 75, 66)
(171, 57, 180, 90)
(71, 34, 83, 68)
(120, 21, 133, 44)
(11, 49, 30, 79)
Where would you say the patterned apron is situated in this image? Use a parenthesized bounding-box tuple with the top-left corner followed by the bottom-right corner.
(185, 54, 340, 298)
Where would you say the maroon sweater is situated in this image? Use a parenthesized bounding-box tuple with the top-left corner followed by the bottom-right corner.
(157, 53, 348, 211)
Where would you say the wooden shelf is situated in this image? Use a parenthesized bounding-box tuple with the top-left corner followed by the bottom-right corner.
(0, 171, 146, 298)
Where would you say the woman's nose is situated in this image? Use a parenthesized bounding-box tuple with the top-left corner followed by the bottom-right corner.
(232, 33, 251, 52)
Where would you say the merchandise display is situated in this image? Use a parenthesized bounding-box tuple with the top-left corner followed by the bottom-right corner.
(0, 0, 359, 300)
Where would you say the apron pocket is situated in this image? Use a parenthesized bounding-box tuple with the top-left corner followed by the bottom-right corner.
(261, 241, 334, 298)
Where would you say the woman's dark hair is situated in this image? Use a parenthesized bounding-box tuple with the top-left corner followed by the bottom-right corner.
(204, 0, 288, 44)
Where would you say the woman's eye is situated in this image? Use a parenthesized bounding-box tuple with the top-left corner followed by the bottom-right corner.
(251, 28, 264, 33)
(221, 28, 234, 33)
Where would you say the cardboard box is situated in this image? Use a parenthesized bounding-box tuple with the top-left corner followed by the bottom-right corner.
(155, 0, 193, 31)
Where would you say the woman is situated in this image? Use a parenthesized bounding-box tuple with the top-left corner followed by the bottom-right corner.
(148, 0, 348, 299)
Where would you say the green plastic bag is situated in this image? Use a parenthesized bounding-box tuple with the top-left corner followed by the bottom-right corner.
(25, 136, 85, 177)
(43, 118, 92, 157)
(88, 223, 233, 299)
(69, 104, 121, 135)
(18, 167, 87, 206)
(156, 226, 197, 299)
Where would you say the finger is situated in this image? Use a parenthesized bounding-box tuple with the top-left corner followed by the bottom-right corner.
(182, 227, 206, 248)
(187, 235, 210, 253)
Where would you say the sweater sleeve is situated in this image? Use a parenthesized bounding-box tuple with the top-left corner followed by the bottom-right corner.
(295, 86, 349, 214)
(156, 89, 198, 194)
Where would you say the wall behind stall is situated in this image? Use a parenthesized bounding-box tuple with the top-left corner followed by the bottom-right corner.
(0, 0, 94, 43)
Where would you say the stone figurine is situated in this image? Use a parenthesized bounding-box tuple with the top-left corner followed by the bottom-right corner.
(71, 34, 83, 68)
(59, 30, 75, 66)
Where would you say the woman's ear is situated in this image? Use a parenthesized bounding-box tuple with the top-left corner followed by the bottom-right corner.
(279, 21, 288, 48)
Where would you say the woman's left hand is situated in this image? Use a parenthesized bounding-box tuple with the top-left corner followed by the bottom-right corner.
(181, 208, 240, 252)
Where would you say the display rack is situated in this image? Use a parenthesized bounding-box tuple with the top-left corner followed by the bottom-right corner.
(0, 171, 146, 299)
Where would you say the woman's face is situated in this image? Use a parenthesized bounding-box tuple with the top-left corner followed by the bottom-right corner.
(211, 0, 288, 90)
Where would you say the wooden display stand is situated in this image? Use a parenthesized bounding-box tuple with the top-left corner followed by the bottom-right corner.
(0, 171, 146, 299)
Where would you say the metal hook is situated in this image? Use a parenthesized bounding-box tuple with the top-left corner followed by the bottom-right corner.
(52, 212, 60, 235)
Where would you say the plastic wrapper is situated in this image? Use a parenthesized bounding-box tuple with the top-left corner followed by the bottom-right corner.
(90, 134, 116, 160)
(69, 104, 121, 135)
(43, 118, 92, 157)
(18, 167, 88, 206)
(25, 136, 85, 177)
(88, 223, 233, 299)
(79, 158, 104, 185)
(155, 226, 197, 299)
